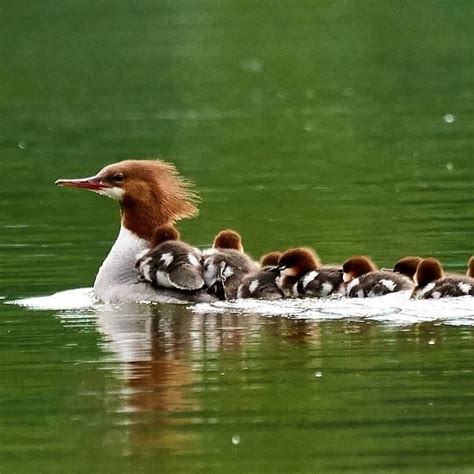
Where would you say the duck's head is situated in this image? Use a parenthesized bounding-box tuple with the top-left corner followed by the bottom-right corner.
(151, 224, 180, 247)
(277, 248, 320, 277)
(56, 159, 199, 241)
(342, 256, 377, 282)
(393, 256, 422, 280)
(212, 229, 243, 252)
(414, 258, 444, 288)
(260, 251, 283, 268)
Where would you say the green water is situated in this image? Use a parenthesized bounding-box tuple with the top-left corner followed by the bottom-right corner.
(1, 0, 473, 472)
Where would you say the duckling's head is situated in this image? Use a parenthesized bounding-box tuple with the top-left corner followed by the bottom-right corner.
(151, 224, 180, 247)
(213, 229, 243, 253)
(414, 258, 444, 288)
(393, 256, 422, 280)
(278, 248, 320, 277)
(260, 251, 283, 268)
(342, 256, 377, 282)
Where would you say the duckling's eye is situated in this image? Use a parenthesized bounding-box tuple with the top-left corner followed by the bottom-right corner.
(113, 173, 124, 182)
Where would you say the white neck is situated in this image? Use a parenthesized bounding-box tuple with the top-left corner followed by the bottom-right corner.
(94, 225, 149, 300)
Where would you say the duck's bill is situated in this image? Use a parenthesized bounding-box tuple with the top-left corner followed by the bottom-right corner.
(55, 175, 105, 191)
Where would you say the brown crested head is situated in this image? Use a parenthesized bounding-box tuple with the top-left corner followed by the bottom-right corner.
(414, 257, 444, 288)
(151, 224, 180, 247)
(393, 256, 422, 280)
(260, 251, 283, 267)
(213, 229, 243, 252)
(468, 256, 474, 278)
(278, 248, 321, 277)
(56, 159, 199, 241)
(342, 256, 377, 282)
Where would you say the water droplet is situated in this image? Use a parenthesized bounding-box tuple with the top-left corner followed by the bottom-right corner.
(18, 140, 27, 150)
(343, 87, 353, 97)
(304, 123, 313, 132)
(221, 372, 225, 376)
(446, 162, 453, 171)
(315, 371, 323, 378)
(241, 59, 263, 73)
(232, 435, 240, 445)
(428, 339, 435, 345)
(443, 113, 455, 123)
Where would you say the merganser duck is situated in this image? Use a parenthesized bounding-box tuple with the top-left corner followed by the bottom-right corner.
(392, 256, 422, 281)
(467, 256, 474, 278)
(135, 224, 205, 291)
(275, 248, 343, 297)
(412, 257, 474, 299)
(202, 230, 259, 300)
(343, 256, 413, 297)
(55, 159, 215, 303)
(259, 251, 283, 268)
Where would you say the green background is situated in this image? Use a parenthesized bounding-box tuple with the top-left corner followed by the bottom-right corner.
(1, 1, 473, 471)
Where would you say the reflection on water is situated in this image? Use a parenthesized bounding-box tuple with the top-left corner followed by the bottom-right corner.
(2, 297, 474, 470)
(69, 301, 473, 467)
(93, 303, 326, 454)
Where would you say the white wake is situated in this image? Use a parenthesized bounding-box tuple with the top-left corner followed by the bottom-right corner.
(9, 288, 474, 326)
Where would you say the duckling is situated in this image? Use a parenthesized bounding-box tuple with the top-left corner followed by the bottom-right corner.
(235, 250, 284, 300)
(275, 248, 342, 297)
(202, 229, 258, 300)
(202, 250, 259, 300)
(412, 257, 474, 299)
(237, 267, 283, 300)
(135, 225, 204, 291)
(343, 256, 413, 298)
(392, 256, 422, 281)
(298, 264, 344, 297)
(276, 248, 321, 297)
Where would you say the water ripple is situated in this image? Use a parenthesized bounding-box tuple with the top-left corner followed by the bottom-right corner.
(9, 289, 474, 327)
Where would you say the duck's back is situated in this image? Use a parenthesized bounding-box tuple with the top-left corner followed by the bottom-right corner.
(420, 276, 474, 299)
(347, 271, 413, 298)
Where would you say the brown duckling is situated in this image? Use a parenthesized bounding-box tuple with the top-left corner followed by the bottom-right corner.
(135, 225, 204, 291)
(202, 229, 258, 300)
(412, 257, 474, 299)
(276, 248, 343, 297)
(343, 256, 413, 298)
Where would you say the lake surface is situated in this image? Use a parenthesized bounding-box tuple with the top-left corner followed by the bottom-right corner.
(1, 0, 473, 472)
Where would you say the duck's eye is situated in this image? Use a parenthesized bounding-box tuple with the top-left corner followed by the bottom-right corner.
(113, 173, 124, 182)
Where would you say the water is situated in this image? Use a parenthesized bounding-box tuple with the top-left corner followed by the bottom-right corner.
(1, 0, 474, 471)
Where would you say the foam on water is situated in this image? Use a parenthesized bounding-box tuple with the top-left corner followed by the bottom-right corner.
(193, 291, 474, 327)
(9, 288, 474, 326)
(10, 288, 97, 310)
